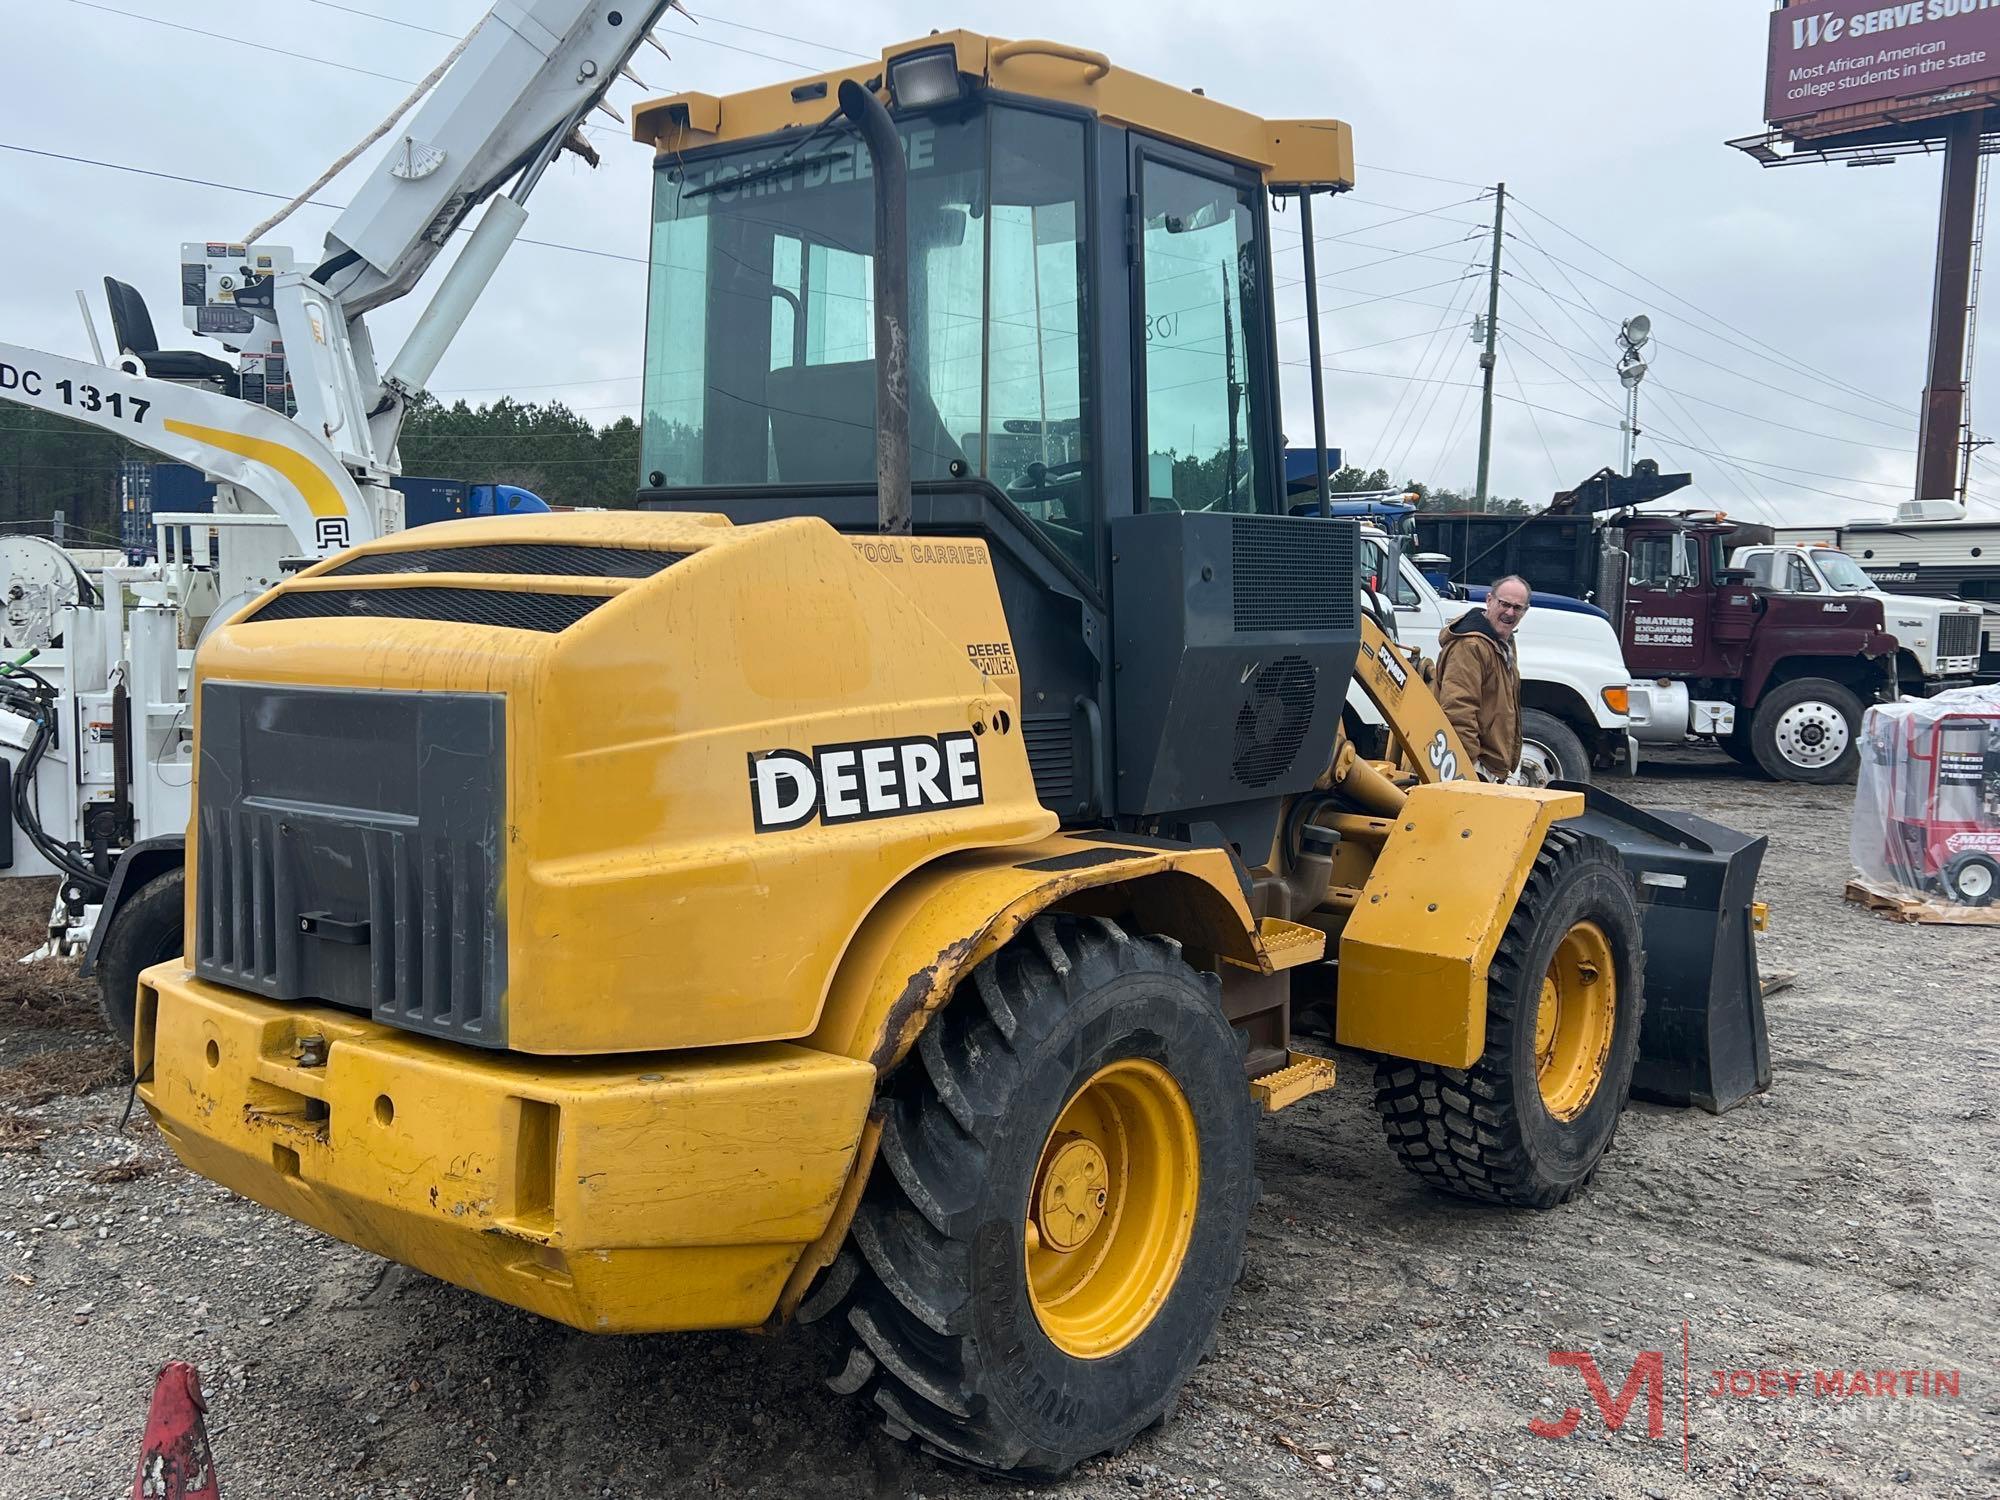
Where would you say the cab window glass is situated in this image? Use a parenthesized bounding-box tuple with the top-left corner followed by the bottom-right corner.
(1140, 159, 1271, 514)
(1629, 535, 1671, 587)
(984, 109, 1094, 571)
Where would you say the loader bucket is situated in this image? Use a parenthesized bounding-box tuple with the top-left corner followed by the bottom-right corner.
(1558, 783, 1772, 1115)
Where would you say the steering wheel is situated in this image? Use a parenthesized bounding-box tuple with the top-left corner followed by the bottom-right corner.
(1006, 458, 1088, 500)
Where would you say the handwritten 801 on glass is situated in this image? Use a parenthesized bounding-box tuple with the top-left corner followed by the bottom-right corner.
(0, 361, 151, 424)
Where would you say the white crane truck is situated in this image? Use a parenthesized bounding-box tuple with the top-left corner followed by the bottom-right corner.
(0, 0, 685, 1042)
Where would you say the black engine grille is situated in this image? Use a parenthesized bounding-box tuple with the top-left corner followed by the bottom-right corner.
(329, 544, 688, 579)
(1231, 516, 1358, 632)
(1023, 713, 1076, 807)
(194, 682, 508, 1046)
(246, 586, 605, 633)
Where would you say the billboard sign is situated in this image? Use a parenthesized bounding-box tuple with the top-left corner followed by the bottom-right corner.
(1766, 1, 2000, 126)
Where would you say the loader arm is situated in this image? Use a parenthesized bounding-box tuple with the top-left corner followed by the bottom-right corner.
(1350, 613, 1473, 784)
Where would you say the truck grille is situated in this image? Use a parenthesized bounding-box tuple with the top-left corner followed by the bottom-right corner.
(193, 682, 508, 1046)
(1939, 611, 1979, 661)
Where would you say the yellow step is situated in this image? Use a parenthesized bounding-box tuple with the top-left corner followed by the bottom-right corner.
(1225, 916, 1327, 974)
(1250, 1050, 1337, 1113)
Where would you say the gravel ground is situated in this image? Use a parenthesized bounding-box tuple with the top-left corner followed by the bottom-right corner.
(0, 754, 1994, 1500)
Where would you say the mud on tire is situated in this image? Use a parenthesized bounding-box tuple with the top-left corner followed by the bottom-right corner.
(1371, 828, 1645, 1209)
(817, 914, 1258, 1479)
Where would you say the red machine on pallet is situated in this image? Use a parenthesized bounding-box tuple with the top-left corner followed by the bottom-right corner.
(1854, 688, 2000, 908)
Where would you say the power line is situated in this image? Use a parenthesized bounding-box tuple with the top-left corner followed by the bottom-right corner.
(1501, 257, 1927, 510)
(1499, 343, 1564, 490)
(1509, 194, 1916, 420)
(678, 8, 872, 62)
(67, 0, 422, 86)
(1366, 247, 1486, 466)
(0, 141, 649, 266)
(302, 0, 455, 39)
(1499, 264, 1768, 509)
(1499, 312, 1911, 501)
(1356, 162, 1490, 191)
(656, 23, 824, 72)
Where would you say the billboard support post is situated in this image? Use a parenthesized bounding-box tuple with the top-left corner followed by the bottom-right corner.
(1919, 113, 1984, 504)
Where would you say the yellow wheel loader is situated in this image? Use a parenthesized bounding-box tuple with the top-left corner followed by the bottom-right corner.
(133, 33, 1771, 1479)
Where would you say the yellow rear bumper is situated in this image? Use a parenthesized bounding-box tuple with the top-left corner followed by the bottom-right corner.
(134, 964, 876, 1334)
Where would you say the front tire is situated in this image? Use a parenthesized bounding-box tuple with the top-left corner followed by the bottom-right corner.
(94, 868, 184, 1058)
(829, 915, 1257, 1478)
(1749, 677, 1863, 783)
(1373, 828, 1644, 1209)
(1518, 709, 1591, 786)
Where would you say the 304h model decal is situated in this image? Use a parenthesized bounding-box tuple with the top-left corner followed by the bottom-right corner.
(749, 732, 984, 832)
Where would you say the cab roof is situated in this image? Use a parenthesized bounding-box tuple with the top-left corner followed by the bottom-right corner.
(631, 30, 1353, 192)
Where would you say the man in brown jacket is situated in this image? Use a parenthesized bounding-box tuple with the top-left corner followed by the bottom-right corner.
(1435, 575, 1529, 781)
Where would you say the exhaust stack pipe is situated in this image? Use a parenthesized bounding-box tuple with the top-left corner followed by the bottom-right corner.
(837, 78, 912, 536)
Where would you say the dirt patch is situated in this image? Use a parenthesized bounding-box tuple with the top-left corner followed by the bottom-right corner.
(0, 760, 1992, 1499)
(0, 1111, 47, 1153)
(0, 876, 97, 1029)
(0, 1043, 128, 1110)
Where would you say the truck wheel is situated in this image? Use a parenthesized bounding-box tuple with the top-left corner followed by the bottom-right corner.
(1749, 678, 1862, 783)
(1517, 709, 1590, 786)
(1942, 851, 1999, 907)
(832, 914, 1257, 1478)
(94, 868, 184, 1057)
(1372, 828, 1644, 1209)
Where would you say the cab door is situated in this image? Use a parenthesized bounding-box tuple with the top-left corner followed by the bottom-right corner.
(1621, 528, 1704, 675)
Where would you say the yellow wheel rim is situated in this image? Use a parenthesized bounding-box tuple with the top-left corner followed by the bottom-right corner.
(1533, 921, 1617, 1121)
(1025, 1058, 1199, 1360)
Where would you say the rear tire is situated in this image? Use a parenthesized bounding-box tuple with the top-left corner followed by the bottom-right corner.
(1517, 709, 1591, 786)
(1373, 828, 1644, 1209)
(830, 914, 1257, 1479)
(1748, 678, 1862, 783)
(94, 868, 184, 1058)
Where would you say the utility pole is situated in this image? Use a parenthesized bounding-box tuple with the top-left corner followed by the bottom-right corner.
(1474, 182, 1506, 512)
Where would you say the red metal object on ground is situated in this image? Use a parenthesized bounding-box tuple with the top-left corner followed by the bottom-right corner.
(1866, 704, 2000, 906)
(132, 1362, 220, 1498)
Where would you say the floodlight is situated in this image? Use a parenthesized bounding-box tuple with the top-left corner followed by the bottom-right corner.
(1619, 359, 1649, 389)
(887, 46, 964, 110)
(1620, 314, 1651, 350)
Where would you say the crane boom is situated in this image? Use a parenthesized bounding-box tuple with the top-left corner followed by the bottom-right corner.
(321, 1, 679, 315)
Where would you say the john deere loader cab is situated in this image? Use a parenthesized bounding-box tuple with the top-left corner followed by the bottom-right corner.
(132, 31, 1774, 1485)
(635, 41, 1356, 854)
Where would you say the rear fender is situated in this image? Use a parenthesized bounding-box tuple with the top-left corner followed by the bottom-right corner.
(808, 834, 1284, 1075)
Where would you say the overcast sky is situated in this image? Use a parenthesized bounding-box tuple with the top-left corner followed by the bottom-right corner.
(6, 0, 1997, 522)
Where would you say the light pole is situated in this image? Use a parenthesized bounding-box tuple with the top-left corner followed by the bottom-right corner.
(1616, 314, 1651, 475)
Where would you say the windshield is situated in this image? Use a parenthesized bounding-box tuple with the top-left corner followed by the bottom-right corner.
(642, 105, 1098, 569)
(1815, 551, 1875, 591)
